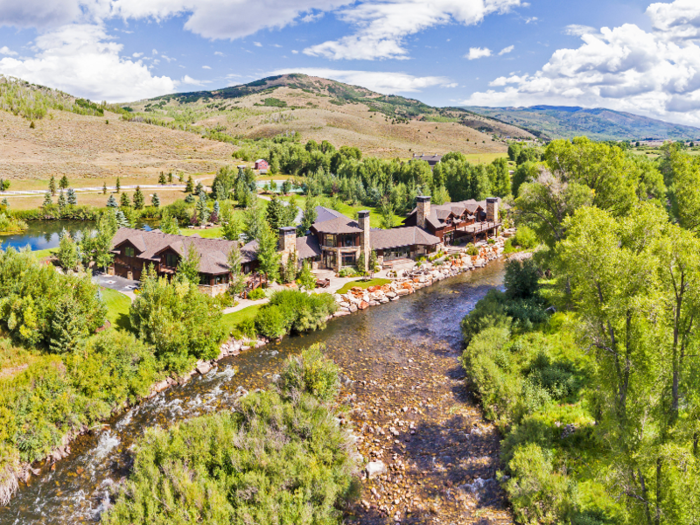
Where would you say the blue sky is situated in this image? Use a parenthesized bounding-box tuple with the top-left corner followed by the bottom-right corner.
(1, 0, 700, 125)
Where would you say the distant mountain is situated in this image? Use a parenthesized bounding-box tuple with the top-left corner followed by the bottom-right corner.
(464, 105, 700, 141)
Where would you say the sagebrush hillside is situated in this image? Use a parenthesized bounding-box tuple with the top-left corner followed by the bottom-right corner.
(466, 105, 700, 141)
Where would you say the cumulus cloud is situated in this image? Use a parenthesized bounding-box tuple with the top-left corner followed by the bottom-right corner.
(181, 74, 209, 86)
(466, 47, 492, 60)
(303, 0, 523, 60)
(498, 45, 514, 55)
(0, 0, 84, 28)
(565, 24, 597, 36)
(465, 13, 700, 126)
(202, 65, 211, 69)
(647, 0, 700, 39)
(0, 46, 17, 56)
(0, 24, 176, 102)
(269, 67, 454, 94)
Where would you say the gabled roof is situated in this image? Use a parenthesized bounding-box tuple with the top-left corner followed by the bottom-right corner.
(370, 226, 440, 251)
(111, 228, 254, 275)
(311, 214, 364, 234)
(406, 197, 508, 230)
(314, 205, 346, 224)
(296, 235, 321, 260)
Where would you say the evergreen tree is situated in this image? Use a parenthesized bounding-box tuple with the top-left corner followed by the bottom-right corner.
(106, 194, 118, 208)
(196, 193, 210, 225)
(282, 179, 292, 195)
(266, 194, 284, 231)
(379, 199, 396, 229)
(159, 209, 180, 234)
(356, 251, 366, 276)
(93, 211, 118, 269)
(120, 192, 131, 208)
(102, 182, 107, 195)
(226, 243, 246, 297)
(256, 223, 281, 283)
(298, 197, 317, 236)
(43, 191, 53, 208)
(116, 210, 130, 228)
(369, 250, 378, 278)
(49, 296, 85, 354)
(116, 177, 121, 193)
(67, 188, 77, 206)
(57, 229, 79, 271)
(184, 193, 195, 204)
(211, 200, 220, 223)
(221, 209, 241, 241)
(244, 199, 265, 241)
(133, 186, 145, 210)
(158, 171, 166, 185)
(195, 181, 204, 195)
(49, 175, 57, 196)
(168, 171, 173, 183)
(58, 190, 67, 208)
(186, 175, 194, 193)
(59, 175, 69, 190)
(1, 198, 8, 208)
(283, 251, 297, 284)
(151, 193, 160, 208)
(298, 260, 316, 291)
(178, 243, 201, 284)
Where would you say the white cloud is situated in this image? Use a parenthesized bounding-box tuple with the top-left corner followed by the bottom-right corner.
(269, 67, 453, 94)
(292, 49, 299, 54)
(202, 65, 211, 69)
(161, 54, 176, 62)
(272, 43, 283, 48)
(0, 24, 176, 102)
(253, 41, 262, 47)
(132, 51, 143, 57)
(181, 74, 210, 86)
(498, 45, 514, 55)
(214, 51, 224, 56)
(0, 46, 17, 56)
(565, 24, 597, 36)
(466, 47, 492, 60)
(0, 0, 83, 28)
(303, 0, 523, 60)
(465, 7, 700, 126)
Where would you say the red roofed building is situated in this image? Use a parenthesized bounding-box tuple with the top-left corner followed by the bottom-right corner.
(254, 159, 269, 171)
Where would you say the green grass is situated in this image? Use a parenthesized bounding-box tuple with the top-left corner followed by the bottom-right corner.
(179, 226, 225, 239)
(337, 278, 391, 295)
(30, 247, 57, 259)
(101, 288, 132, 330)
(220, 304, 264, 335)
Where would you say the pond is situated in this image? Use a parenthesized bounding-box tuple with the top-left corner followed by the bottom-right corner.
(0, 220, 95, 252)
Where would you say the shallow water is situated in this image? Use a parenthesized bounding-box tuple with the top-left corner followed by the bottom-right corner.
(0, 261, 505, 524)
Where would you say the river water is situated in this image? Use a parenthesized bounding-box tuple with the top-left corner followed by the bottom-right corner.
(1, 261, 506, 525)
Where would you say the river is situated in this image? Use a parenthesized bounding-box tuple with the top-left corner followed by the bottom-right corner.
(1, 261, 508, 525)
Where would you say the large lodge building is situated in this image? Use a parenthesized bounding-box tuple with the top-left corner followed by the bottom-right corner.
(110, 196, 503, 295)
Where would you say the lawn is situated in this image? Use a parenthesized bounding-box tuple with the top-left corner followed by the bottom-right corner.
(30, 247, 57, 259)
(220, 304, 264, 335)
(337, 278, 391, 295)
(101, 288, 132, 330)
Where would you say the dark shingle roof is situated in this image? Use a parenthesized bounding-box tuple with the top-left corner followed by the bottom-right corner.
(370, 226, 440, 251)
(314, 205, 346, 224)
(406, 197, 508, 229)
(312, 216, 364, 234)
(296, 235, 321, 260)
(112, 228, 258, 275)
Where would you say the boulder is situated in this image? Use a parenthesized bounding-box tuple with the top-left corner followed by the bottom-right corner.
(358, 301, 370, 310)
(196, 361, 214, 375)
(366, 460, 386, 478)
(397, 289, 409, 296)
(349, 303, 358, 313)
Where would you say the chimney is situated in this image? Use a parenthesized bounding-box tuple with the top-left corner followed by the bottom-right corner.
(416, 196, 431, 230)
(358, 210, 371, 271)
(278, 226, 297, 265)
(486, 197, 499, 223)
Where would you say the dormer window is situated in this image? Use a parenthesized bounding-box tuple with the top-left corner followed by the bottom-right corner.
(165, 253, 178, 267)
(125, 246, 135, 258)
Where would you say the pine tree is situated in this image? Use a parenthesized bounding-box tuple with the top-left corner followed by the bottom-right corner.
(369, 250, 378, 278)
(186, 175, 194, 193)
(196, 194, 210, 225)
(43, 191, 53, 208)
(195, 181, 204, 195)
(211, 200, 221, 223)
(283, 251, 297, 283)
(151, 193, 160, 208)
(158, 171, 166, 185)
(133, 186, 145, 210)
(266, 194, 284, 231)
(49, 296, 84, 354)
(185, 193, 195, 204)
(1, 198, 8, 208)
(102, 182, 107, 195)
(49, 175, 57, 196)
(226, 243, 246, 297)
(159, 209, 179, 234)
(106, 194, 118, 208)
(57, 229, 79, 271)
(67, 188, 77, 205)
(58, 190, 67, 208)
(221, 210, 241, 241)
(116, 210, 130, 228)
(356, 251, 366, 276)
(120, 192, 131, 208)
(282, 179, 292, 195)
(298, 197, 317, 236)
(116, 177, 121, 193)
(178, 243, 201, 284)
(59, 175, 69, 190)
(168, 172, 173, 183)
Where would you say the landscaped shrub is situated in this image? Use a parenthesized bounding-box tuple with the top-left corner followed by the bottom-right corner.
(247, 287, 266, 300)
(129, 268, 225, 373)
(102, 348, 359, 525)
(466, 243, 479, 256)
(512, 225, 538, 250)
(255, 290, 337, 340)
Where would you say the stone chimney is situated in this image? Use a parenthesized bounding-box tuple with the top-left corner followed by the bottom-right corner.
(486, 197, 499, 223)
(358, 210, 371, 271)
(278, 226, 297, 265)
(416, 196, 431, 230)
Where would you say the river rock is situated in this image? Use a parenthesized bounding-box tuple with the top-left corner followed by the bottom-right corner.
(358, 301, 370, 310)
(196, 361, 213, 375)
(366, 460, 386, 478)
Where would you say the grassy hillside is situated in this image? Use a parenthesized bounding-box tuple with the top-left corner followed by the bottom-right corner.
(465, 105, 700, 141)
(123, 74, 529, 159)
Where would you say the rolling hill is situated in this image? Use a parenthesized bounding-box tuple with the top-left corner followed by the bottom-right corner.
(464, 105, 700, 141)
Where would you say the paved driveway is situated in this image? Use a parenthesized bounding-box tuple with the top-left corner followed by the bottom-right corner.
(93, 273, 140, 294)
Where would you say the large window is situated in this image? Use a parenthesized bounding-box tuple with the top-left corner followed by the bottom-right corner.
(124, 246, 135, 258)
(165, 253, 178, 268)
(325, 234, 336, 248)
(324, 251, 337, 269)
(341, 252, 357, 267)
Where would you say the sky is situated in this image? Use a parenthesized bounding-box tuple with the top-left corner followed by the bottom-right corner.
(1, 0, 700, 126)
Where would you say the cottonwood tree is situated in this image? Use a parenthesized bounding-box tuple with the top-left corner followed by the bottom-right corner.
(256, 223, 281, 283)
(178, 243, 201, 284)
(298, 197, 317, 236)
(226, 243, 246, 297)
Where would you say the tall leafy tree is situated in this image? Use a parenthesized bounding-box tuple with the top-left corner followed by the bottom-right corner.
(298, 197, 317, 236)
(226, 243, 246, 297)
(256, 223, 281, 283)
(178, 243, 201, 284)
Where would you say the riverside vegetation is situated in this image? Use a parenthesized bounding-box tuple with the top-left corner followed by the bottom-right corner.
(461, 138, 700, 525)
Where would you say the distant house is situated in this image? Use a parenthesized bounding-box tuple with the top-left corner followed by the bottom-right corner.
(254, 159, 269, 171)
(411, 153, 443, 167)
